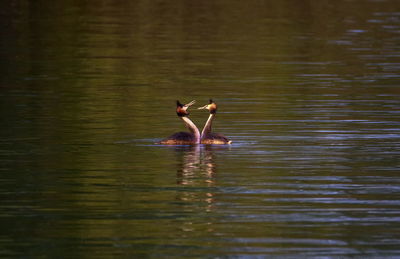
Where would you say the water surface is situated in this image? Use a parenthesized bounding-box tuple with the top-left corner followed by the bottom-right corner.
(1, 0, 400, 257)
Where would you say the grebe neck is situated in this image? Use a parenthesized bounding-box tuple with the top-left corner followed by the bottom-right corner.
(201, 113, 215, 138)
(181, 116, 200, 144)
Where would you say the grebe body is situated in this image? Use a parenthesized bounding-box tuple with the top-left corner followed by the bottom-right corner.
(160, 132, 199, 145)
(160, 100, 200, 145)
(200, 133, 232, 145)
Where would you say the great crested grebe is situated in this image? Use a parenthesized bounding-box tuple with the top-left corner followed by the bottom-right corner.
(198, 99, 232, 144)
(160, 100, 201, 145)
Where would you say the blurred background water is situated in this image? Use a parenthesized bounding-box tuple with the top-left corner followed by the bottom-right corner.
(0, 0, 400, 257)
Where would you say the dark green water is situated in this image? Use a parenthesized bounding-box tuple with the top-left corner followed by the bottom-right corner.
(1, 0, 400, 257)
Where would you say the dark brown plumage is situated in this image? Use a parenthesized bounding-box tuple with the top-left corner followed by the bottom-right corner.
(160, 132, 198, 145)
(201, 132, 231, 145)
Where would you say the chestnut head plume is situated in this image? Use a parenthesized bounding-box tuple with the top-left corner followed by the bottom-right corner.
(198, 99, 217, 114)
(176, 100, 196, 117)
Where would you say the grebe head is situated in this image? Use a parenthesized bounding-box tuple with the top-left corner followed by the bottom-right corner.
(198, 99, 217, 114)
(176, 100, 196, 117)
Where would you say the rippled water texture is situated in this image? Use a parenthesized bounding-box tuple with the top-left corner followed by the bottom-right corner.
(1, 0, 400, 257)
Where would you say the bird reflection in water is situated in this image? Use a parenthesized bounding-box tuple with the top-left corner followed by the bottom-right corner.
(175, 145, 216, 186)
(173, 144, 224, 218)
(173, 145, 231, 233)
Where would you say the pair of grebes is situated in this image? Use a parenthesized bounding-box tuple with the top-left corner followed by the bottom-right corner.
(161, 99, 232, 145)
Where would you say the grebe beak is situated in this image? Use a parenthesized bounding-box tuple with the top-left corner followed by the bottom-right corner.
(198, 105, 208, 110)
(184, 100, 196, 108)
